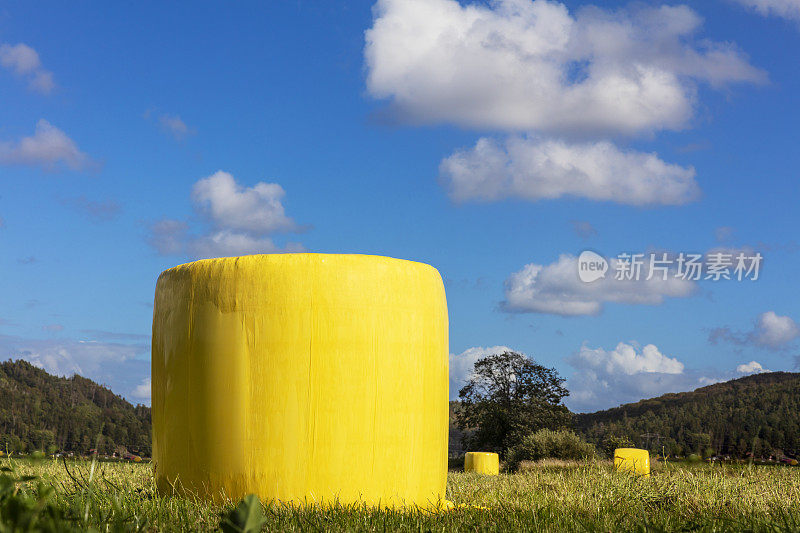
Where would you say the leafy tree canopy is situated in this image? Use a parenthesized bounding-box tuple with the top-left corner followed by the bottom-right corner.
(456, 351, 571, 455)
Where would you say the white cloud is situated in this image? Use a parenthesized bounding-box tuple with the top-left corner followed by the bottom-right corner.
(159, 114, 194, 140)
(132, 377, 151, 402)
(367, 0, 763, 207)
(0, 120, 93, 171)
(440, 136, 698, 205)
(192, 171, 297, 234)
(0, 43, 55, 94)
(567, 341, 716, 412)
(42, 324, 64, 332)
(189, 231, 304, 258)
(732, 0, 800, 22)
(0, 334, 149, 401)
(754, 311, 800, 348)
(148, 171, 305, 259)
(449, 345, 513, 399)
(709, 311, 799, 350)
(736, 360, 768, 374)
(503, 254, 695, 316)
(365, 0, 764, 135)
(575, 342, 684, 375)
(29, 71, 54, 93)
(0, 43, 40, 74)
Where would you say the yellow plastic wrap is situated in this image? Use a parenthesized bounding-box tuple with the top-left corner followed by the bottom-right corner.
(151, 254, 449, 507)
(614, 448, 650, 477)
(464, 452, 499, 475)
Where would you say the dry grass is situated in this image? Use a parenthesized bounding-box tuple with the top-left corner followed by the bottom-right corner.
(4, 456, 800, 531)
(515, 458, 610, 471)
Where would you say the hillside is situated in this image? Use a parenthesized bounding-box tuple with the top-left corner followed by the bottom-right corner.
(576, 372, 800, 458)
(0, 359, 151, 456)
(3, 359, 798, 460)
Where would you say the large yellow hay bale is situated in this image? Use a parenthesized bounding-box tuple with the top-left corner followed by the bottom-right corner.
(614, 448, 650, 477)
(151, 254, 449, 507)
(464, 452, 499, 475)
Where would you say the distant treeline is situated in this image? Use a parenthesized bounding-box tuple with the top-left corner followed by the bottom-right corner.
(0, 360, 151, 456)
(2, 358, 798, 460)
(576, 372, 800, 458)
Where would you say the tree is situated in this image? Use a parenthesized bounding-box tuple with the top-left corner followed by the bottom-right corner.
(456, 351, 571, 455)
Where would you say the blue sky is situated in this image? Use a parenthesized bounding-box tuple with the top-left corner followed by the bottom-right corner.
(1, 0, 798, 411)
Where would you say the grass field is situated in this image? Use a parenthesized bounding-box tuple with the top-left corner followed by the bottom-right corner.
(3, 457, 800, 532)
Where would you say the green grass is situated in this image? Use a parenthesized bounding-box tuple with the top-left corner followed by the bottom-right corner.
(3, 456, 800, 531)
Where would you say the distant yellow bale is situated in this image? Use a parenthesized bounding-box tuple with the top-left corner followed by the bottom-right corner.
(464, 452, 500, 475)
(151, 254, 449, 507)
(614, 448, 650, 477)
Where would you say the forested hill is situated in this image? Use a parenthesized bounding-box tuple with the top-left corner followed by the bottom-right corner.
(4, 358, 799, 460)
(577, 372, 800, 458)
(0, 359, 151, 456)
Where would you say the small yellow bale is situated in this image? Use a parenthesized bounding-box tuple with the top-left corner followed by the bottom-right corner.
(614, 448, 650, 477)
(464, 452, 500, 475)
